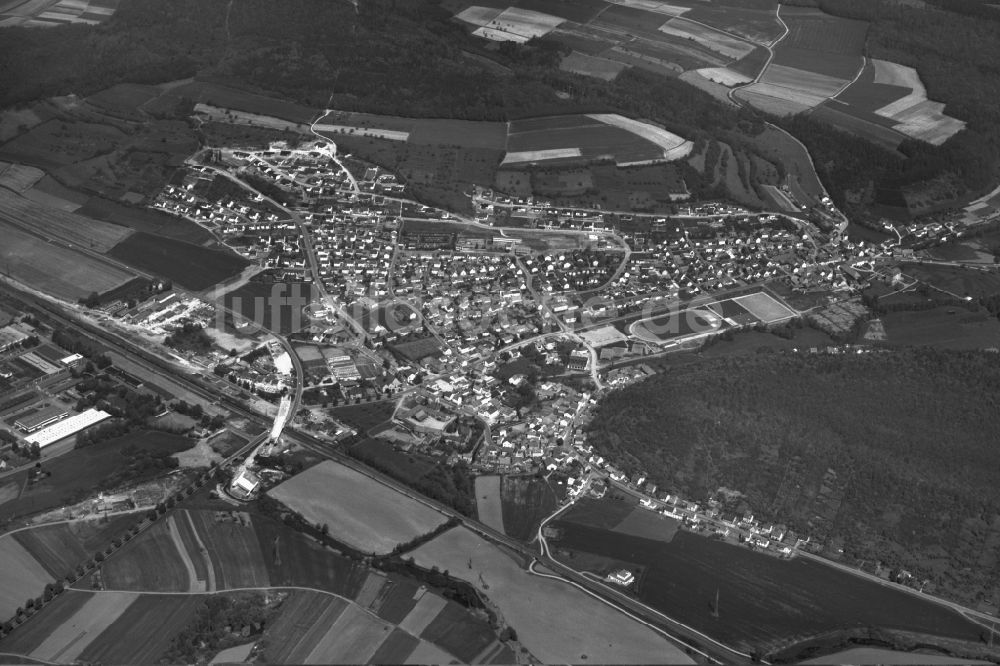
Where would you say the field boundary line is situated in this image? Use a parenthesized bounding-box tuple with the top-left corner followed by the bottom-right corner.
(831, 55, 867, 99)
(0, 651, 60, 666)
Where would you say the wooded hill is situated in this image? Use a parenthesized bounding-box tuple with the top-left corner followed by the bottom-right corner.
(2, 0, 996, 219)
(586, 349, 1000, 607)
(782, 0, 1000, 216)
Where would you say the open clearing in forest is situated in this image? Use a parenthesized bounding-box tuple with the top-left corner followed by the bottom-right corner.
(411, 526, 694, 664)
(268, 460, 447, 555)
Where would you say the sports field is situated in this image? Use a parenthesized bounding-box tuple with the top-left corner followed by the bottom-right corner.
(630, 306, 725, 343)
(732, 291, 796, 323)
(268, 461, 448, 555)
(412, 526, 693, 664)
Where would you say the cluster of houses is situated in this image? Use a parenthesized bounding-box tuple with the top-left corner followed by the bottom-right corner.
(527, 249, 625, 293)
(391, 251, 551, 346)
(307, 210, 396, 299)
(153, 167, 283, 235)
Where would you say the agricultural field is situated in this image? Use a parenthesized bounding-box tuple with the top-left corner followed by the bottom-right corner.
(0, 161, 44, 193)
(474, 475, 504, 533)
(97, 509, 273, 593)
(86, 83, 159, 119)
(108, 231, 249, 291)
(0, 535, 54, 620)
(499, 475, 560, 541)
(13, 523, 94, 581)
(0, 188, 133, 252)
(830, 59, 966, 147)
(902, 263, 1000, 300)
(809, 101, 906, 151)
(0, 0, 119, 28)
(879, 306, 1000, 350)
(261, 585, 500, 664)
(0, 589, 94, 658)
(737, 6, 865, 116)
(251, 515, 369, 598)
(0, 219, 135, 300)
(447, 0, 780, 85)
(267, 460, 448, 555)
(559, 51, 628, 81)
(316, 110, 507, 150)
(0, 591, 137, 664)
(76, 593, 202, 664)
(0, 105, 51, 143)
(0, 431, 193, 520)
(100, 520, 191, 593)
(506, 114, 692, 166)
(0, 120, 127, 170)
(658, 18, 755, 60)
(682, 4, 783, 44)
(184, 509, 270, 590)
(458, 6, 565, 43)
(412, 526, 694, 664)
(561, 497, 679, 543)
(22, 175, 90, 212)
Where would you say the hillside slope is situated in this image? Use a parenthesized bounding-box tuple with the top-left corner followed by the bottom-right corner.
(586, 349, 1000, 606)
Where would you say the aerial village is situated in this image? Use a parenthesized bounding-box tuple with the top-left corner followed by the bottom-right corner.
(71, 135, 985, 568)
